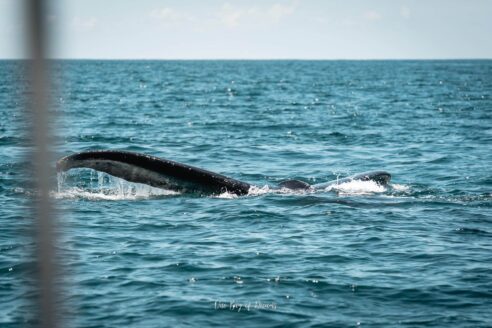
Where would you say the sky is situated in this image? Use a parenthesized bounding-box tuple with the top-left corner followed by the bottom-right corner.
(1, 0, 491, 59)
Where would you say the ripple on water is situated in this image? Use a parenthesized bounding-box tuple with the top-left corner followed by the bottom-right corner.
(2, 60, 492, 327)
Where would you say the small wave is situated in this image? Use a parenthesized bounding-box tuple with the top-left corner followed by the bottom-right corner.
(454, 227, 491, 236)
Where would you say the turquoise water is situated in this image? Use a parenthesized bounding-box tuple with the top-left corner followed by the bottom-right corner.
(1, 60, 491, 327)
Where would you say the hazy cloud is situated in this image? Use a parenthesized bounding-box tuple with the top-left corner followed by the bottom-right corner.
(218, 3, 243, 27)
(363, 10, 382, 21)
(400, 6, 411, 19)
(15, 0, 489, 60)
(149, 7, 194, 23)
(267, 2, 297, 22)
(218, 1, 297, 28)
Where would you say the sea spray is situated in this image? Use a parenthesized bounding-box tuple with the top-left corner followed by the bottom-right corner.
(54, 168, 179, 200)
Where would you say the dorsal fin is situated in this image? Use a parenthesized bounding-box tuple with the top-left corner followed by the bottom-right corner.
(278, 179, 311, 190)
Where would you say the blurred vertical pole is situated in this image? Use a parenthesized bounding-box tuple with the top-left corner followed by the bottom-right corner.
(25, 0, 59, 327)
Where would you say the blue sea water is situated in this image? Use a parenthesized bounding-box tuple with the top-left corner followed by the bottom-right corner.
(1, 60, 491, 327)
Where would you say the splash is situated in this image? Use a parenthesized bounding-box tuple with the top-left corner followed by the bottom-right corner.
(213, 185, 272, 198)
(54, 170, 179, 200)
(248, 184, 315, 197)
(54, 169, 398, 200)
(247, 185, 275, 196)
(389, 183, 410, 192)
(213, 184, 315, 198)
(325, 179, 387, 195)
(215, 191, 240, 199)
(219, 180, 392, 198)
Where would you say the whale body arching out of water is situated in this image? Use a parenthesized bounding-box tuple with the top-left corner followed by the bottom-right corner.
(56, 150, 391, 196)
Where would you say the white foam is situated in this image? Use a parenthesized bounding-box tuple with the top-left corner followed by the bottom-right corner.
(248, 185, 274, 196)
(248, 184, 314, 196)
(390, 183, 410, 192)
(214, 185, 273, 198)
(52, 186, 178, 201)
(55, 171, 179, 201)
(55, 170, 394, 200)
(213, 184, 316, 198)
(222, 180, 389, 198)
(214, 191, 240, 199)
(325, 179, 386, 195)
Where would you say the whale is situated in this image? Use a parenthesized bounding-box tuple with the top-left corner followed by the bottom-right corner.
(56, 150, 391, 196)
(56, 150, 251, 195)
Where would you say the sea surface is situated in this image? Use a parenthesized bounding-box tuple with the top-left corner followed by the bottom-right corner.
(1, 60, 491, 327)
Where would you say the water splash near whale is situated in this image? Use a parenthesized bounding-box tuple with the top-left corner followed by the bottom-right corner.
(54, 170, 179, 200)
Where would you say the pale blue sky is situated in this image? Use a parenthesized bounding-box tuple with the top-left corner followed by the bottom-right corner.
(1, 0, 491, 59)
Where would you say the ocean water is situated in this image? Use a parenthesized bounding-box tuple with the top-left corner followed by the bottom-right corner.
(1, 60, 491, 327)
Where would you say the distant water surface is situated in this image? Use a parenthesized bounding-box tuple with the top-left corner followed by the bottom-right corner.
(1, 60, 491, 327)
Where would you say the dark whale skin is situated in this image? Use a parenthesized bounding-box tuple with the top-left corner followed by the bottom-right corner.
(56, 150, 251, 196)
(57, 150, 391, 196)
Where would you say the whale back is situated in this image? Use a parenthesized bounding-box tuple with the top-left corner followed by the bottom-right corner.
(278, 179, 311, 190)
(56, 150, 251, 196)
